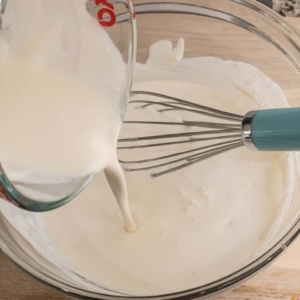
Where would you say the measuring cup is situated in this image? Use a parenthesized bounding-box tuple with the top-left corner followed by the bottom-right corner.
(0, 0, 136, 212)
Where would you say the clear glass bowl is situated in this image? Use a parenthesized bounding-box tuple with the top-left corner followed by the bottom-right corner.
(1, 0, 300, 299)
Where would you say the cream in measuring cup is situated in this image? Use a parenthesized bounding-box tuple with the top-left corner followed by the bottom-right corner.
(0, 0, 136, 231)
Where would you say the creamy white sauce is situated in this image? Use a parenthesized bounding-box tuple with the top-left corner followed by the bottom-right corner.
(0, 24, 296, 297)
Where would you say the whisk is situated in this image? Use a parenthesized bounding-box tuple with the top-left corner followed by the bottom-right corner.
(118, 91, 300, 177)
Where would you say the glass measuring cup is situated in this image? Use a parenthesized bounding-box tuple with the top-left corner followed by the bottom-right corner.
(0, 0, 136, 212)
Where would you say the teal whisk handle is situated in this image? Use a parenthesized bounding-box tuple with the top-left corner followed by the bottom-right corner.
(242, 108, 300, 151)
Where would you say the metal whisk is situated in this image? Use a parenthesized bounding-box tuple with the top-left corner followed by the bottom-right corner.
(118, 91, 300, 177)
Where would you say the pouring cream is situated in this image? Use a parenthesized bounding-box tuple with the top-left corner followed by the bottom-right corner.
(0, 0, 135, 231)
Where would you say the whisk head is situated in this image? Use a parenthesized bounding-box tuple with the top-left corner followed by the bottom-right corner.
(118, 91, 244, 177)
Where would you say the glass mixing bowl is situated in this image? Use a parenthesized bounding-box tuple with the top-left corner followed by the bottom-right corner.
(0, 0, 136, 211)
(1, 0, 300, 299)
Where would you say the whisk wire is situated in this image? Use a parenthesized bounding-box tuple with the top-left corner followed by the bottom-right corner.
(131, 91, 243, 121)
(119, 139, 242, 165)
(118, 133, 242, 149)
(152, 141, 244, 177)
(121, 140, 244, 177)
(124, 120, 240, 129)
(119, 129, 240, 143)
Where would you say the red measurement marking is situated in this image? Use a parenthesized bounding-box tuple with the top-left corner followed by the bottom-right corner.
(95, 0, 116, 27)
(95, 0, 113, 10)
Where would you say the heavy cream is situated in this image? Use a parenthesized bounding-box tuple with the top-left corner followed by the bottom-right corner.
(0, 0, 124, 178)
(0, 1, 135, 230)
